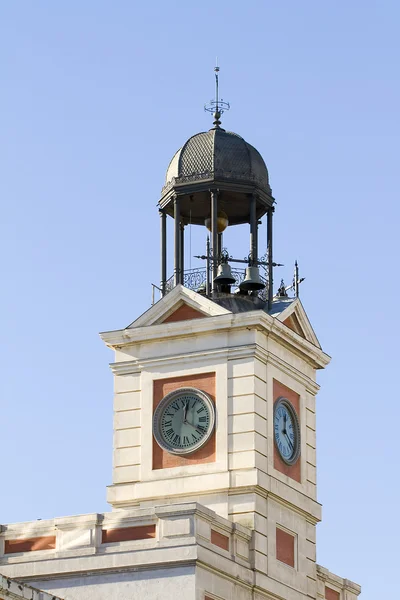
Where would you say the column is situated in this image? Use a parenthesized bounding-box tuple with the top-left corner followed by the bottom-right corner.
(180, 223, 185, 285)
(267, 207, 274, 308)
(174, 196, 180, 287)
(250, 194, 258, 264)
(211, 190, 218, 291)
(160, 210, 167, 296)
(217, 233, 223, 258)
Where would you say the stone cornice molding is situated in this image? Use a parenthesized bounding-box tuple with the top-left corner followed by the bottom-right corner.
(0, 575, 64, 600)
(227, 484, 321, 525)
(316, 565, 361, 595)
(109, 341, 321, 395)
(102, 310, 330, 371)
(253, 345, 320, 395)
(276, 297, 321, 348)
(127, 284, 231, 329)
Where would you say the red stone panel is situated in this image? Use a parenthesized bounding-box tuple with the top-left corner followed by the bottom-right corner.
(211, 529, 229, 551)
(325, 587, 340, 600)
(153, 372, 216, 470)
(276, 527, 295, 567)
(163, 304, 205, 323)
(101, 525, 156, 543)
(283, 314, 305, 338)
(4, 535, 56, 554)
(273, 379, 301, 483)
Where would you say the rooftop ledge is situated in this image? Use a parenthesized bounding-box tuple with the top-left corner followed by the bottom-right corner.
(0, 503, 360, 596)
(0, 503, 251, 572)
(0, 574, 64, 600)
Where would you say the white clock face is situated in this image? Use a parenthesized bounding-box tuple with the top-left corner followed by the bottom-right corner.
(273, 397, 300, 465)
(153, 387, 215, 455)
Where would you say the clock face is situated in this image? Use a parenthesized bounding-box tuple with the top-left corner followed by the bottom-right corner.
(273, 397, 300, 465)
(153, 387, 215, 455)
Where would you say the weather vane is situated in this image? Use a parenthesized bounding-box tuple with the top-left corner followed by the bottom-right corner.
(204, 59, 230, 128)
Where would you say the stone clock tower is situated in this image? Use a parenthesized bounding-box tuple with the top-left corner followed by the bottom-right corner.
(0, 81, 361, 600)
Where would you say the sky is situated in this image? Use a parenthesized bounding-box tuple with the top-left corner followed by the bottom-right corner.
(1, 2, 399, 598)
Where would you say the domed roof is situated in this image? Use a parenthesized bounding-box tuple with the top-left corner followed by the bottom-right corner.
(164, 128, 270, 191)
(159, 126, 274, 227)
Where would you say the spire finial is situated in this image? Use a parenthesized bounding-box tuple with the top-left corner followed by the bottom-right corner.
(204, 60, 230, 129)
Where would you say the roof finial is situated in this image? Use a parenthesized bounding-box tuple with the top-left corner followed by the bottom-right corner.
(205, 60, 230, 129)
(293, 260, 305, 297)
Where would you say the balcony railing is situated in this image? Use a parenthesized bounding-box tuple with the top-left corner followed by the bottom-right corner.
(164, 267, 269, 302)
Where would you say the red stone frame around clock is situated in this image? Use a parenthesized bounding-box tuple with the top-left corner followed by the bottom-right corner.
(273, 379, 301, 483)
(152, 372, 216, 470)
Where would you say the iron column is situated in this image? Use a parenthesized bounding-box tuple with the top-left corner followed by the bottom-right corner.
(180, 223, 185, 285)
(250, 194, 258, 264)
(206, 236, 211, 296)
(174, 196, 181, 287)
(160, 210, 167, 296)
(267, 207, 274, 309)
(217, 232, 222, 258)
(211, 190, 218, 291)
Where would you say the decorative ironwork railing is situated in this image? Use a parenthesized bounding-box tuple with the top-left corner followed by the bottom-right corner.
(161, 169, 270, 197)
(165, 267, 268, 301)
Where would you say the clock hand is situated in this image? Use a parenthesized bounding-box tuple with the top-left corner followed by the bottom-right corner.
(284, 432, 294, 451)
(183, 401, 188, 423)
(184, 420, 204, 434)
(283, 413, 287, 435)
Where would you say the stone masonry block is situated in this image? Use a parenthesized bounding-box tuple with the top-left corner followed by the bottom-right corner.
(306, 407, 316, 430)
(114, 428, 141, 448)
(114, 446, 141, 467)
(113, 464, 140, 483)
(114, 374, 141, 394)
(114, 391, 141, 412)
(114, 409, 141, 430)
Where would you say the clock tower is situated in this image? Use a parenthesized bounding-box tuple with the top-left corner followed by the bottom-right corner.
(0, 72, 361, 600)
(98, 75, 359, 599)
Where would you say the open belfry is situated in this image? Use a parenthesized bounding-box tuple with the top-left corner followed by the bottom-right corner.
(0, 71, 361, 600)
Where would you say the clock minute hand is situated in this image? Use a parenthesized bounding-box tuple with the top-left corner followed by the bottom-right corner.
(284, 432, 294, 451)
(184, 420, 204, 435)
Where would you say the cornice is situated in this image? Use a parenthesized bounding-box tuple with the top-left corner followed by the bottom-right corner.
(254, 346, 320, 395)
(196, 557, 254, 592)
(102, 310, 330, 372)
(109, 342, 321, 396)
(109, 343, 257, 375)
(227, 485, 321, 525)
(316, 564, 361, 594)
(129, 284, 231, 329)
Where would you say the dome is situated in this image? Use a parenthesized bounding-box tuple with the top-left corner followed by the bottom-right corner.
(164, 128, 270, 191)
(159, 127, 274, 226)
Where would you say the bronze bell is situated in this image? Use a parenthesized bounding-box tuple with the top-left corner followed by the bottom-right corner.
(214, 262, 236, 286)
(239, 266, 265, 292)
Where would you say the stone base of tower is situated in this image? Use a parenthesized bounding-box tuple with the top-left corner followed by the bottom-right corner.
(0, 502, 360, 600)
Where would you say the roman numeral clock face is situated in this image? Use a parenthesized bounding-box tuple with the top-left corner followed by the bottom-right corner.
(273, 397, 301, 465)
(153, 388, 215, 455)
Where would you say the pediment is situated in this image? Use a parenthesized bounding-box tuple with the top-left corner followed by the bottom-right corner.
(127, 285, 231, 328)
(275, 298, 321, 348)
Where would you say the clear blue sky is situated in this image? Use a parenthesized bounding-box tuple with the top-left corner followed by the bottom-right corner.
(1, 3, 398, 598)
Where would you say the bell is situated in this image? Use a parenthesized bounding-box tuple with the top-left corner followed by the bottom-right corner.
(239, 266, 265, 292)
(214, 262, 236, 286)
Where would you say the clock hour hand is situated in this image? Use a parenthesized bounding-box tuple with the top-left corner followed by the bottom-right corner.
(183, 401, 188, 423)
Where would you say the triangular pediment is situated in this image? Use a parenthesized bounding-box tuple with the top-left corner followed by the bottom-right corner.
(275, 298, 321, 348)
(127, 285, 231, 328)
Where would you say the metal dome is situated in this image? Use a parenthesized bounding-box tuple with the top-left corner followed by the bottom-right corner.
(164, 128, 270, 191)
(159, 127, 274, 226)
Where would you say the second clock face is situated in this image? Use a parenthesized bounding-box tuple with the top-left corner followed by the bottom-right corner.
(273, 397, 301, 465)
(153, 387, 215, 455)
